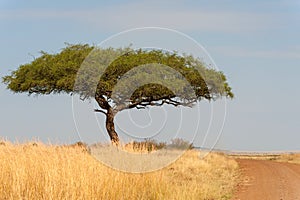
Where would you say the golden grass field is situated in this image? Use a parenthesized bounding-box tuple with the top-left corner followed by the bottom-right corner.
(275, 153, 300, 164)
(228, 152, 300, 164)
(0, 141, 239, 200)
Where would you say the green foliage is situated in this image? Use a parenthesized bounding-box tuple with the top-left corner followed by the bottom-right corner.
(3, 44, 93, 95)
(2, 44, 233, 110)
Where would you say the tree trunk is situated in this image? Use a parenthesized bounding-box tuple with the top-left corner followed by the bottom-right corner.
(105, 107, 119, 145)
(95, 95, 120, 145)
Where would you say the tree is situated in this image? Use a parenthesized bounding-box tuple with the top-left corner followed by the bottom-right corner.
(2, 44, 233, 145)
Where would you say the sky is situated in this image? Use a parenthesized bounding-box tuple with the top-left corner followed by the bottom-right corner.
(0, 0, 300, 151)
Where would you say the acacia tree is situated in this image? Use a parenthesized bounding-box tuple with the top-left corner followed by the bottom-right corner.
(2, 44, 233, 145)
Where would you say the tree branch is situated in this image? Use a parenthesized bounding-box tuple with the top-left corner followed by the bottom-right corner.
(94, 109, 107, 115)
(95, 94, 110, 110)
(108, 95, 197, 113)
(136, 106, 146, 109)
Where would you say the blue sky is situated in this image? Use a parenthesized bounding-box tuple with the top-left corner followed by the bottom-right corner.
(0, 0, 300, 151)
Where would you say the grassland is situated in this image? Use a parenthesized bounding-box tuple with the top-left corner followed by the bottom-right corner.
(228, 152, 300, 164)
(0, 141, 239, 200)
(275, 153, 300, 164)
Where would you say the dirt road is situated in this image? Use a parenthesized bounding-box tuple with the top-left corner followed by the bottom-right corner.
(232, 159, 300, 200)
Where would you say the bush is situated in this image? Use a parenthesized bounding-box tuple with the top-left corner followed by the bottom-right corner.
(168, 138, 193, 150)
(126, 139, 166, 152)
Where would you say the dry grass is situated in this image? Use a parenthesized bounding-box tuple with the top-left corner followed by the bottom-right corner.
(0, 141, 239, 200)
(228, 152, 300, 164)
(228, 153, 282, 161)
(276, 153, 300, 164)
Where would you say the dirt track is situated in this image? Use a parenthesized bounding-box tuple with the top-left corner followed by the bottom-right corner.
(232, 159, 300, 200)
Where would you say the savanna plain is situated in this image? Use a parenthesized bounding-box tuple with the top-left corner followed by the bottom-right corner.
(0, 141, 239, 200)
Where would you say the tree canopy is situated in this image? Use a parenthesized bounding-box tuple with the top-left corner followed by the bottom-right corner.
(2, 44, 233, 144)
